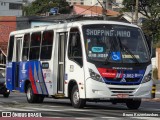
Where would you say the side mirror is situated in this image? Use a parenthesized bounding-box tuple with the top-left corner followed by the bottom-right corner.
(72, 35, 77, 46)
(145, 35, 152, 58)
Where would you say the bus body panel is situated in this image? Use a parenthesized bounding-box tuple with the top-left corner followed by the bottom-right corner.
(19, 61, 48, 95)
(64, 59, 86, 98)
(6, 62, 16, 90)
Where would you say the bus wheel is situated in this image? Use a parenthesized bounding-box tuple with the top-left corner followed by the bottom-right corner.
(3, 91, 10, 98)
(126, 99, 141, 109)
(37, 95, 45, 103)
(71, 85, 86, 108)
(26, 84, 38, 103)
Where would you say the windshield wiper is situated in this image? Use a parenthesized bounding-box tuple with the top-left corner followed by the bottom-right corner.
(117, 37, 140, 64)
(104, 37, 115, 65)
(104, 49, 112, 65)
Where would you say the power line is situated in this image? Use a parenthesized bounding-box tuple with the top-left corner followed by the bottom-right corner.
(97, 0, 104, 9)
(97, 0, 107, 20)
(77, 3, 100, 15)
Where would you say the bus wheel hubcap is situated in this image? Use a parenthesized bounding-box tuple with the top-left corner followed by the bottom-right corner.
(27, 88, 31, 100)
(73, 90, 79, 104)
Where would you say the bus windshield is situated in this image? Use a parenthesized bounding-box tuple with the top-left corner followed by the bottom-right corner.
(83, 24, 150, 63)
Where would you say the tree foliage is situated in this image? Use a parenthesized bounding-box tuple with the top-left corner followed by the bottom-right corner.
(24, 0, 71, 16)
(122, 0, 160, 47)
(122, 0, 160, 19)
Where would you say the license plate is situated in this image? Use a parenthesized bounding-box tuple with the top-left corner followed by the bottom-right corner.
(117, 94, 129, 98)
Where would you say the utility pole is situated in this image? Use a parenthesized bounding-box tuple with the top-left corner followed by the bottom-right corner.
(135, 0, 139, 24)
(22, 0, 28, 16)
(102, 0, 107, 20)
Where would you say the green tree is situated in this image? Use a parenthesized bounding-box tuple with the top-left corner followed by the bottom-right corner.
(122, 0, 160, 46)
(24, 0, 71, 16)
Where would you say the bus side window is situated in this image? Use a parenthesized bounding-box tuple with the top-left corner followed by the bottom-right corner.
(29, 32, 41, 60)
(68, 28, 83, 67)
(22, 33, 30, 61)
(40, 30, 53, 60)
(7, 36, 14, 62)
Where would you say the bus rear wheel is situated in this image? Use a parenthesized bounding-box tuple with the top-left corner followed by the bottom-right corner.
(3, 91, 10, 98)
(126, 99, 141, 109)
(71, 85, 86, 108)
(37, 95, 45, 103)
(26, 84, 38, 103)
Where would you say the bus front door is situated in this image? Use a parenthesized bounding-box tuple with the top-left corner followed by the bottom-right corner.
(14, 37, 22, 89)
(57, 32, 67, 93)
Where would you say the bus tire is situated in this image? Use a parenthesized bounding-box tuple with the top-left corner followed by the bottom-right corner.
(26, 84, 38, 103)
(3, 91, 10, 98)
(71, 85, 86, 108)
(37, 95, 45, 103)
(126, 99, 141, 109)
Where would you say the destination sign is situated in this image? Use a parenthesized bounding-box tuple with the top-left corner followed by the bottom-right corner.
(86, 29, 131, 37)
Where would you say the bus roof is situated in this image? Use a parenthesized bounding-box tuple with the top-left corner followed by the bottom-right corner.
(10, 20, 139, 35)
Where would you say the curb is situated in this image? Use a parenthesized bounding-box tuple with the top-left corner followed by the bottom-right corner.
(153, 80, 160, 84)
(143, 98, 160, 102)
(12, 90, 20, 93)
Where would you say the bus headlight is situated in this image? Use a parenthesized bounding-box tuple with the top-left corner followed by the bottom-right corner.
(141, 71, 152, 83)
(89, 69, 104, 83)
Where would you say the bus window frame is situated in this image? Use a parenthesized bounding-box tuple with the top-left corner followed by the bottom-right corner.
(7, 35, 14, 62)
(40, 30, 54, 61)
(22, 33, 30, 61)
(29, 32, 41, 60)
(68, 27, 83, 67)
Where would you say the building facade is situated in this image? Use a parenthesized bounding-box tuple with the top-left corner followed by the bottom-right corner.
(84, 0, 112, 9)
(111, 0, 124, 11)
(0, 0, 24, 16)
(66, 0, 84, 6)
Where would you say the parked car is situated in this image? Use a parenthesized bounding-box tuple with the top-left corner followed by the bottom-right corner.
(0, 73, 10, 97)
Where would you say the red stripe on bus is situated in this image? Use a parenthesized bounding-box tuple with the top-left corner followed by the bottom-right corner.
(29, 67, 38, 94)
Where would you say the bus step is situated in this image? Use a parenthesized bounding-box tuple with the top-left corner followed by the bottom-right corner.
(54, 93, 65, 98)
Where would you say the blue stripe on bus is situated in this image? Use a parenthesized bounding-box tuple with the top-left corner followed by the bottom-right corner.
(103, 70, 145, 85)
(34, 63, 42, 94)
(17, 61, 48, 95)
(37, 62, 48, 95)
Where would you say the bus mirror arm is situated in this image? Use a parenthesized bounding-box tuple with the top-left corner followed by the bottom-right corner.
(145, 35, 153, 58)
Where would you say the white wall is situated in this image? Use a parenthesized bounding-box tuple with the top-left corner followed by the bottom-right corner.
(0, 0, 23, 16)
(84, 0, 112, 9)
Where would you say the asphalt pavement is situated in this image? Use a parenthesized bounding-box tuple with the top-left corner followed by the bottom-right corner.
(0, 92, 160, 120)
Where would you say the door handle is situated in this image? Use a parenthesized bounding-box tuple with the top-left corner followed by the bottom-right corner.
(59, 62, 64, 65)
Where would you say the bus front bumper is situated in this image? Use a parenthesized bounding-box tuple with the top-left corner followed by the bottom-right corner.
(85, 78, 153, 99)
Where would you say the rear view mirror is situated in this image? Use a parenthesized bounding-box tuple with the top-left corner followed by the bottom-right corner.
(72, 35, 77, 46)
(145, 35, 152, 58)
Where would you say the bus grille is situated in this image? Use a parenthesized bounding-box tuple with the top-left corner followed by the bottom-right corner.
(104, 77, 142, 85)
(109, 87, 136, 94)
